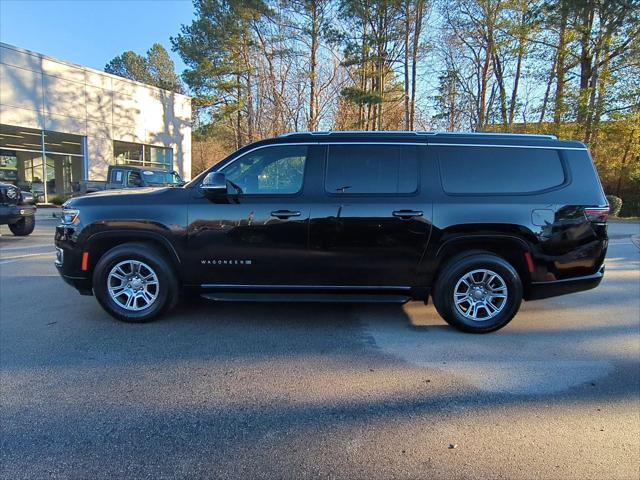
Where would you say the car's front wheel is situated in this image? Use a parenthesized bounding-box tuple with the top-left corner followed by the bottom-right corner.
(8, 216, 35, 236)
(432, 252, 523, 333)
(92, 243, 178, 323)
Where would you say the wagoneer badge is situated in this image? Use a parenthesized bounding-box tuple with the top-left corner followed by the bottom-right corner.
(201, 259, 253, 265)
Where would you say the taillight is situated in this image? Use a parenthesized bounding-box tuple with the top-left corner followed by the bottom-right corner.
(584, 206, 609, 222)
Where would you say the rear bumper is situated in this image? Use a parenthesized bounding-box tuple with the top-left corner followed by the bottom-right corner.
(526, 265, 605, 300)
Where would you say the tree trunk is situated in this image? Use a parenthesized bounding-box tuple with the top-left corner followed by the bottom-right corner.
(241, 34, 254, 143)
(359, 8, 369, 129)
(509, 5, 527, 126)
(538, 55, 556, 125)
(615, 127, 635, 196)
(589, 44, 611, 148)
(492, 51, 508, 128)
(410, 0, 424, 130)
(478, 45, 492, 130)
(236, 73, 243, 148)
(576, 0, 595, 127)
(308, 1, 319, 131)
(403, 0, 411, 130)
(449, 74, 457, 131)
(553, 4, 569, 133)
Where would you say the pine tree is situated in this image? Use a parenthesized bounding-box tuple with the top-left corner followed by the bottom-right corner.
(104, 44, 183, 94)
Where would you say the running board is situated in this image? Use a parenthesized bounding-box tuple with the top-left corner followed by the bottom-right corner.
(201, 292, 411, 303)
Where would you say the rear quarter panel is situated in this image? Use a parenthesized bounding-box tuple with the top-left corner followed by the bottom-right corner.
(422, 146, 608, 286)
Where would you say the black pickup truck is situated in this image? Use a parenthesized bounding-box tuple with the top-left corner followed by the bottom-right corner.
(78, 165, 184, 195)
(0, 182, 36, 235)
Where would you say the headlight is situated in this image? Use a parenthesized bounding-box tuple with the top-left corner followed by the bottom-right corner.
(6, 186, 18, 199)
(61, 208, 80, 225)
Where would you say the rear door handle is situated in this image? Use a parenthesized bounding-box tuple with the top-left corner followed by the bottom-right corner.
(271, 209, 301, 219)
(392, 210, 423, 219)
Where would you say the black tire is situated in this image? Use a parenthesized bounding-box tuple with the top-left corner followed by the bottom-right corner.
(8, 216, 35, 236)
(432, 252, 523, 333)
(92, 243, 178, 323)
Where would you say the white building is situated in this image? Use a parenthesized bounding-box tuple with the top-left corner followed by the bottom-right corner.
(0, 42, 191, 201)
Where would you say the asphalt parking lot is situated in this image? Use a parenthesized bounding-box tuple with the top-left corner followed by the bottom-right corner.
(1, 218, 639, 479)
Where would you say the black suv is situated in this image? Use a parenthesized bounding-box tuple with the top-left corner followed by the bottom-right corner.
(1, 182, 36, 236)
(55, 132, 608, 333)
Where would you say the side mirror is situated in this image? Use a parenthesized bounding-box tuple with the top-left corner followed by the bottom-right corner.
(201, 172, 228, 197)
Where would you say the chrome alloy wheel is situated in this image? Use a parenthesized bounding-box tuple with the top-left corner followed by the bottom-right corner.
(453, 269, 508, 321)
(107, 260, 159, 311)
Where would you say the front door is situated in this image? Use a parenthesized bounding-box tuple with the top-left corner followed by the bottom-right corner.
(308, 143, 432, 287)
(186, 144, 318, 287)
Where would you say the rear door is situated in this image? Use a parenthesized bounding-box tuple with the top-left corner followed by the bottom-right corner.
(308, 142, 432, 287)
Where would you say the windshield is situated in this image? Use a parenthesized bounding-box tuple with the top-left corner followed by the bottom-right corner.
(140, 170, 183, 185)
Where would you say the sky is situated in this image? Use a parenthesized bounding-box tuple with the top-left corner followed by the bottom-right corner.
(0, 0, 193, 73)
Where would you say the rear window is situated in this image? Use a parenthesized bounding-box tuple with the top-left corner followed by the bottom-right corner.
(438, 146, 565, 194)
(325, 144, 419, 194)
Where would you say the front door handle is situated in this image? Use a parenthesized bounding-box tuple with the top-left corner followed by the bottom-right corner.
(271, 209, 301, 219)
(392, 210, 423, 219)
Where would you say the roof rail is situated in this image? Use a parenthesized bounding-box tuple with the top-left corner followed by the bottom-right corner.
(279, 130, 557, 140)
(433, 131, 558, 140)
(279, 130, 435, 137)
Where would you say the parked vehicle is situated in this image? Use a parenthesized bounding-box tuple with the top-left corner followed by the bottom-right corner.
(54, 131, 608, 333)
(20, 190, 34, 204)
(76, 165, 184, 195)
(0, 182, 36, 235)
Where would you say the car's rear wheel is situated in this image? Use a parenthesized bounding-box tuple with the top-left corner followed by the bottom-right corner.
(8, 216, 35, 236)
(92, 243, 178, 323)
(432, 252, 522, 333)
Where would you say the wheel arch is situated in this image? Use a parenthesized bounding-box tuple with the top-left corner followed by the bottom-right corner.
(432, 234, 534, 295)
(84, 230, 181, 281)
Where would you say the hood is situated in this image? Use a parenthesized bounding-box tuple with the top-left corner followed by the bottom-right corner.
(84, 187, 165, 198)
(64, 187, 176, 207)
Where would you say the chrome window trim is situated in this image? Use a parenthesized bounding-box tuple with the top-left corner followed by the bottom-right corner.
(202, 140, 586, 187)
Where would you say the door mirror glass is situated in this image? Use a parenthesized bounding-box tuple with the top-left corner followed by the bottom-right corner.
(201, 171, 228, 196)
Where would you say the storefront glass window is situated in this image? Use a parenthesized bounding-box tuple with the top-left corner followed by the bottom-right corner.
(114, 141, 143, 165)
(0, 124, 85, 200)
(114, 140, 173, 170)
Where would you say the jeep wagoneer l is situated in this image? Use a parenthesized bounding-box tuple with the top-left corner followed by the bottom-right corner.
(55, 132, 608, 333)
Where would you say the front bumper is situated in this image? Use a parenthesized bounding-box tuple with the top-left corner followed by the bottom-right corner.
(527, 264, 605, 300)
(0, 204, 36, 224)
(55, 224, 93, 295)
(56, 269, 93, 295)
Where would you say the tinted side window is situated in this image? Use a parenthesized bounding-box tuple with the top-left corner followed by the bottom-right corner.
(325, 144, 419, 194)
(438, 146, 565, 194)
(110, 169, 124, 184)
(221, 145, 307, 195)
(127, 171, 142, 187)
